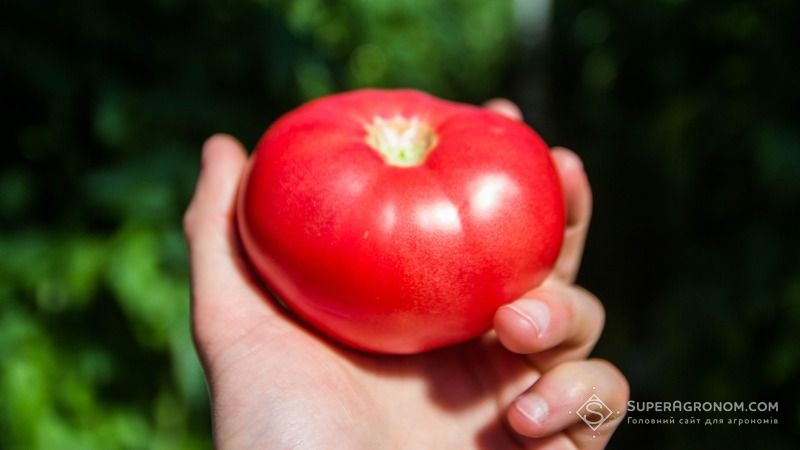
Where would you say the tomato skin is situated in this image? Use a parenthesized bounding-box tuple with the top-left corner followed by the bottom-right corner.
(238, 89, 564, 354)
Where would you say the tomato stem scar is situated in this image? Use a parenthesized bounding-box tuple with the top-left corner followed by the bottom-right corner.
(365, 115, 437, 167)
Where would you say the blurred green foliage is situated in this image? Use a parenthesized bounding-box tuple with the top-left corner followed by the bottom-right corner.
(1, 0, 798, 449)
(1, 0, 513, 449)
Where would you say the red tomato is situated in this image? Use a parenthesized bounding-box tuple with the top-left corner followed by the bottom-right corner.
(237, 89, 564, 354)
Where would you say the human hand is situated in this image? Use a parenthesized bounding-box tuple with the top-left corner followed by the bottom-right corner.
(184, 100, 628, 449)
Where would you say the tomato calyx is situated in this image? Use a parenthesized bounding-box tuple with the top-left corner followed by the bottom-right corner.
(364, 115, 437, 167)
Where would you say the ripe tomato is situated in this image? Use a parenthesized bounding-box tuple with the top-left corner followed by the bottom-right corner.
(238, 89, 564, 354)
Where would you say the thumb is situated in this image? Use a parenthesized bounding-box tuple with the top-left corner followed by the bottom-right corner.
(184, 134, 281, 356)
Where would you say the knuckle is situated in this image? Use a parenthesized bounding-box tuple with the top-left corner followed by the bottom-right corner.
(591, 358, 630, 404)
(574, 284, 603, 311)
(576, 286, 605, 333)
(586, 291, 606, 329)
(561, 285, 605, 349)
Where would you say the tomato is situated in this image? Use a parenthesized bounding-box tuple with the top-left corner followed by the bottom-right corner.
(237, 89, 564, 354)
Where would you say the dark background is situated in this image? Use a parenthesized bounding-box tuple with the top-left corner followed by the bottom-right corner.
(1, 1, 798, 448)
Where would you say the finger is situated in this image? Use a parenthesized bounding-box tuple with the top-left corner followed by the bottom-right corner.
(484, 98, 523, 121)
(507, 359, 629, 449)
(184, 135, 275, 347)
(546, 148, 592, 284)
(494, 284, 605, 371)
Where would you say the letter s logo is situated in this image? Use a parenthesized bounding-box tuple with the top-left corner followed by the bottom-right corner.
(581, 401, 607, 426)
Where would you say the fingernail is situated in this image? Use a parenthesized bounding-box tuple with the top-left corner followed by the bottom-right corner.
(516, 394, 549, 425)
(507, 300, 550, 337)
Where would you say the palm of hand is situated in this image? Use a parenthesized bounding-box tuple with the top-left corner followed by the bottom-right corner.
(201, 271, 539, 449)
(186, 120, 627, 450)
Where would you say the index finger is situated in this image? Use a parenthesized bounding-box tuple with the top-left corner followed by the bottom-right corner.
(546, 147, 593, 284)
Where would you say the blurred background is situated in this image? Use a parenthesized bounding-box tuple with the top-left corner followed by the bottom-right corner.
(1, 0, 798, 448)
